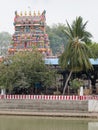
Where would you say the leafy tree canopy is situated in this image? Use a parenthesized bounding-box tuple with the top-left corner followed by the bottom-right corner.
(0, 32, 11, 56)
(0, 50, 56, 94)
(88, 42, 98, 58)
(59, 16, 94, 94)
(46, 23, 68, 55)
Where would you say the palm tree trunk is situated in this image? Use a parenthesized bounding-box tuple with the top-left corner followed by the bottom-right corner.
(63, 71, 72, 95)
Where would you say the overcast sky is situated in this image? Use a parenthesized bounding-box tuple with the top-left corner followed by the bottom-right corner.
(0, 0, 98, 42)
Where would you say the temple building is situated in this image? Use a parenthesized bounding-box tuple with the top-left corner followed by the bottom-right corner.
(8, 10, 51, 56)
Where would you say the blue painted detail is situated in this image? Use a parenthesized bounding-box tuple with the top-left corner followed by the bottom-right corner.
(45, 58, 98, 65)
(44, 58, 59, 65)
(90, 59, 98, 65)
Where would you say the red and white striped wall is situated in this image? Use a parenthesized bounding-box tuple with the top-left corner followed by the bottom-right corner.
(0, 95, 98, 100)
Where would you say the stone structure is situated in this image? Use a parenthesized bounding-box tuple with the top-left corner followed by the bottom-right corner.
(8, 10, 51, 56)
(0, 95, 98, 113)
(0, 99, 88, 112)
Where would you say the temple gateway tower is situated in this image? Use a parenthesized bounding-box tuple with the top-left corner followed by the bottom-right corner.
(9, 10, 51, 56)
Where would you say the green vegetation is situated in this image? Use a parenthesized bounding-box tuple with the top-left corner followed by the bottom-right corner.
(0, 50, 56, 94)
(89, 42, 98, 58)
(0, 32, 11, 56)
(46, 24, 68, 55)
(70, 78, 83, 94)
(59, 16, 94, 94)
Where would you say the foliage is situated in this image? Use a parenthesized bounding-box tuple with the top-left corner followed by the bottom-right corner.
(0, 32, 11, 56)
(0, 60, 13, 90)
(59, 40, 93, 72)
(70, 78, 83, 93)
(89, 42, 98, 58)
(64, 16, 92, 44)
(59, 16, 94, 94)
(0, 51, 56, 94)
(46, 24, 68, 55)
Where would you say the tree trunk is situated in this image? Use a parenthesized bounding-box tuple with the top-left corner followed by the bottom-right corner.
(63, 71, 72, 95)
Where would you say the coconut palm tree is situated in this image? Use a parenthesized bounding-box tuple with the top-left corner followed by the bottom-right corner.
(65, 16, 92, 44)
(59, 16, 94, 95)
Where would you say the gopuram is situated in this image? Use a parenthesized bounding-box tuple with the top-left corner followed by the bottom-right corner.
(8, 10, 51, 56)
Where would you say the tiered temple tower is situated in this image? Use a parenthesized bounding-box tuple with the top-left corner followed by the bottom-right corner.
(8, 10, 51, 56)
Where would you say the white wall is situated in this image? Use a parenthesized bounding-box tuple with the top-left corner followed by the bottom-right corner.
(88, 100, 98, 112)
(88, 122, 98, 130)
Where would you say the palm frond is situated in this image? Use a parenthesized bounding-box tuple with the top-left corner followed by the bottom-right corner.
(66, 20, 74, 38)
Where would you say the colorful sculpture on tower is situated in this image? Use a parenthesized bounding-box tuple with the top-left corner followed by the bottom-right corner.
(8, 10, 51, 56)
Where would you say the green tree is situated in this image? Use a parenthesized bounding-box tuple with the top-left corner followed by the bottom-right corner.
(0, 59, 14, 91)
(70, 78, 83, 94)
(59, 16, 94, 95)
(89, 43, 98, 58)
(0, 50, 56, 94)
(46, 24, 67, 55)
(0, 32, 11, 56)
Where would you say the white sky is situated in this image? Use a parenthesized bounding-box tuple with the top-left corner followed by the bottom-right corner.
(0, 0, 98, 42)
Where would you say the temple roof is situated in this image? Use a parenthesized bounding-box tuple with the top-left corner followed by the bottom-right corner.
(15, 16, 42, 23)
(14, 10, 46, 24)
